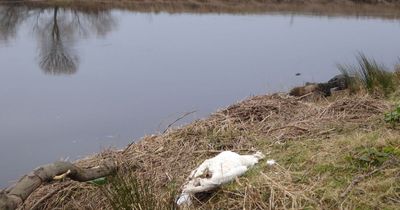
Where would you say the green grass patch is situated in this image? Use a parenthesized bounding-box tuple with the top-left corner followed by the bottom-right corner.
(346, 147, 390, 168)
(385, 104, 400, 126)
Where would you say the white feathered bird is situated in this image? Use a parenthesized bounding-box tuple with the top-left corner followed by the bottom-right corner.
(177, 151, 265, 205)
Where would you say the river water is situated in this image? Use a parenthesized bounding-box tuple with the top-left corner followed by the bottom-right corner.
(0, 5, 399, 187)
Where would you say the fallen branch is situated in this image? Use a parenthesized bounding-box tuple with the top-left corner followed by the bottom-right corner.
(0, 160, 117, 210)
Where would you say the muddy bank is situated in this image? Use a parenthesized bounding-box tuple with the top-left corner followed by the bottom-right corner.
(1, 0, 400, 18)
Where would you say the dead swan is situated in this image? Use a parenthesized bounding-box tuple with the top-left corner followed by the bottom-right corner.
(177, 151, 265, 205)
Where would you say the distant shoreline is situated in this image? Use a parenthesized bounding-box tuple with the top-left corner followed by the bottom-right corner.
(1, 0, 400, 18)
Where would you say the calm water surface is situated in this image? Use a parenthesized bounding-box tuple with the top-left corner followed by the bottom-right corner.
(1, 6, 400, 187)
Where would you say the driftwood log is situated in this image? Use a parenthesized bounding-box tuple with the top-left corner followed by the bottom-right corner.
(0, 160, 117, 210)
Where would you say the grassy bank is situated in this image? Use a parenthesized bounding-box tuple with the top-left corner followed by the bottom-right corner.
(16, 89, 400, 209)
(1, 0, 400, 18)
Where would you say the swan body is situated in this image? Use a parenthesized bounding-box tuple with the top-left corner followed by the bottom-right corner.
(177, 151, 265, 205)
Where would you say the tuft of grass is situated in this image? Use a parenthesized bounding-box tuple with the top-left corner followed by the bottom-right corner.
(338, 54, 397, 96)
(346, 147, 391, 168)
(384, 104, 400, 127)
(100, 173, 177, 210)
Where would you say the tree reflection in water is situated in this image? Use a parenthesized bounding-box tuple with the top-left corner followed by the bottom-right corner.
(36, 7, 79, 75)
(0, 5, 30, 41)
(0, 4, 116, 75)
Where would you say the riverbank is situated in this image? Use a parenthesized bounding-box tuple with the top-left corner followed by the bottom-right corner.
(12, 90, 399, 209)
(2, 0, 400, 18)
(1, 1, 400, 208)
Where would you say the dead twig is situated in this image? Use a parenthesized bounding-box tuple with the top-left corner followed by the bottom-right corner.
(193, 149, 257, 154)
(163, 111, 196, 134)
(340, 156, 400, 199)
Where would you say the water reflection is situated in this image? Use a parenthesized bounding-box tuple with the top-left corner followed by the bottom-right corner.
(36, 7, 79, 74)
(0, 5, 116, 75)
(0, 5, 29, 41)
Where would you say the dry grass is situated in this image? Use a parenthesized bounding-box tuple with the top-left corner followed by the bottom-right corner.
(17, 92, 400, 210)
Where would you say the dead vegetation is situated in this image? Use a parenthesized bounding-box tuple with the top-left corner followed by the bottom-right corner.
(14, 91, 400, 210)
